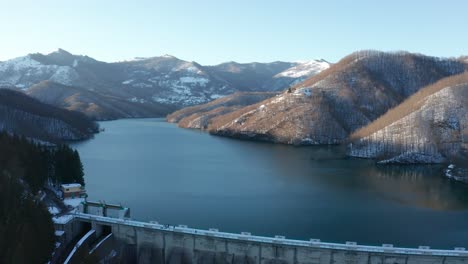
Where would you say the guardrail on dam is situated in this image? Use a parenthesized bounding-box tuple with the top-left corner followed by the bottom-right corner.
(55, 213, 468, 264)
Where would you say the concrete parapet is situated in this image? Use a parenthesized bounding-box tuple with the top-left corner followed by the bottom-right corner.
(56, 213, 468, 264)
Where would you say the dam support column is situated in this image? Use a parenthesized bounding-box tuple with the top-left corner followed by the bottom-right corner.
(91, 221, 103, 238)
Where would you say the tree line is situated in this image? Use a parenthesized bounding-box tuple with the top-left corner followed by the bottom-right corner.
(0, 131, 85, 263)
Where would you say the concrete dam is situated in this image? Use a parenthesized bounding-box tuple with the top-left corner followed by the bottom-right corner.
(54, 212, 468, 264)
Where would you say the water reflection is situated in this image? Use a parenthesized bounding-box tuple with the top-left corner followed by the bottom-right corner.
(72, 118, 468, 248)
(361, 165, 468, 210)
(234, 142, 468, 211)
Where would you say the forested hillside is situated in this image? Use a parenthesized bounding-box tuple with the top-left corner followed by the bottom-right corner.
(170, 51, 466, 145)
(0, 132, 85, 263)
(0, 89, 98, 142)
(167, 92, 278, 129)
(27, 81, 174, 120)
(349, 73, 468, 164)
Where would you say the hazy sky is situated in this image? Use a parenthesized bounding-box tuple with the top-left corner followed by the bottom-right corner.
(0, 0, 467, 64)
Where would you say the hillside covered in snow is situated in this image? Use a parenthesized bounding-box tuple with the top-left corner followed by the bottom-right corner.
(0, 49, 329, 120)
(0, 89, 98, 142)
(170, 51, 466, 146)
(349, 73, 468, 165)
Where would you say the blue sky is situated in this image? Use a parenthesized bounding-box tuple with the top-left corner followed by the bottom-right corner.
(0, 0, 467, 64)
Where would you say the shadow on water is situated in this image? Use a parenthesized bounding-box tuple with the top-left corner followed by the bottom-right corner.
(360, 164, 468, 210)
(72, 118, 468, 249)
(238, 142, 468, 211)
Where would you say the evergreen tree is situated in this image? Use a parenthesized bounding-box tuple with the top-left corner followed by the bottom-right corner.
(53, 145, 85, 185)
(0, 132, 86, 263)
(0, 171, 55, 264)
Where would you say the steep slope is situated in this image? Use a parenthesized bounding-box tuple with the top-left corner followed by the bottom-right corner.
(167, 92, 277, 129)
(348, 73, 468, 164)
(0, 89, 98, 142)
(27, 81, 174, 120)
(171, 51, 466, 145)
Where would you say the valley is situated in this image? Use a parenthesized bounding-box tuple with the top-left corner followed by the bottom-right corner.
(0, 49, 330, 120)
(72, 118, 468, 249)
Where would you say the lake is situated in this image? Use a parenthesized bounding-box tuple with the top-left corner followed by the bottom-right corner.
(71, 118, 468, 249)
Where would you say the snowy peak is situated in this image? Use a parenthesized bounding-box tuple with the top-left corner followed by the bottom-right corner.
(121, 54, 180, 63)
(0, 49, 333, 119)
(0, 55, 41, 72)
(161, 54, 176, 59)
(274, 59, 331, 78)
(0, 50, 86, 88)
(29, 49, 96, 67)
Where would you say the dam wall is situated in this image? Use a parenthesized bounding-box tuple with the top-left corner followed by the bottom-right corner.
(55, 213, 468, 264)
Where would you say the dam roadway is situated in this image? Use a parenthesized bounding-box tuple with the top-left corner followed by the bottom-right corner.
(54, 213, 468, 264)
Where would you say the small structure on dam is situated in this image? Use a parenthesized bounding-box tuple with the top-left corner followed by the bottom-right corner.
(78, 200, 130, 219)
(61, 183, 87, 199)
(52, 207, 468, 264)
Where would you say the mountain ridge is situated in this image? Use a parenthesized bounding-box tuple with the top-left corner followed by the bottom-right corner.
(0, 49, 330, 120)
(169, 51, 467, 147)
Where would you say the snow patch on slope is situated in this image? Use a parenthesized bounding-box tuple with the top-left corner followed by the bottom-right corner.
(0, 55, 78, 87)
(179, 76, 209, 86)
(0, 56, 42, 71)
(49, 66, 79, 86)
(275, 60, 330, 78)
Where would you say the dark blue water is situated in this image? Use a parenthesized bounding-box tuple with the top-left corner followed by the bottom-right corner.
(72, 118, 468, 249)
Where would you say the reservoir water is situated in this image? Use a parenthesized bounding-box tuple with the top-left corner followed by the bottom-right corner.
(72, 118, 468, 249)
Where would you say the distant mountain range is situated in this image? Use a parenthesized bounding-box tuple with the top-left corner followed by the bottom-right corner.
(0, 49, 330, 120)
(26, 81, 173, 121)
(2, 49, 467, 166)
(0, 89, 98, 143)
(169, 51, 468, 165)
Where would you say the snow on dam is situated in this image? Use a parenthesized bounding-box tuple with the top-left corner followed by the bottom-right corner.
(55, 213, 468, 264)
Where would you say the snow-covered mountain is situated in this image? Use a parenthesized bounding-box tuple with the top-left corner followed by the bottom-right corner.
(274, 59, 330, 78)
(0, 49, 329, 120)
(0, 49, 118, 92)
(169, 51, 467, 147)
(116, 55, 233, 106)
(0, 49, 87, 88)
